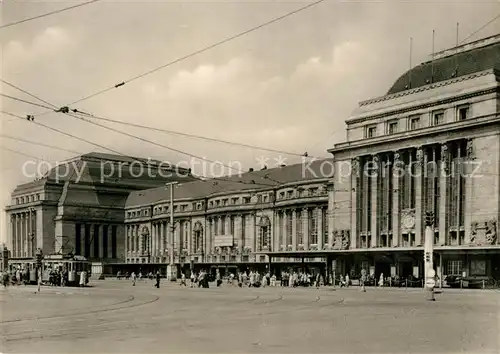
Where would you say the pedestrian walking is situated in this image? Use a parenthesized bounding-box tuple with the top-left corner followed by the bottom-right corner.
(360, 268, 367, 292)
(155, 271, 161, 288)
(131, 272, 137, 286)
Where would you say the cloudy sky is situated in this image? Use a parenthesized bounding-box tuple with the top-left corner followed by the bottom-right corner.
(1, 0, 499, 243)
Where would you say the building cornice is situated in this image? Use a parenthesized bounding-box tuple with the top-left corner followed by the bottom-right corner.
(357, 70, 494, 109)
(348, 83, 497, 126)
(125, 178, 330, 210)
(329, 113, 500, 155)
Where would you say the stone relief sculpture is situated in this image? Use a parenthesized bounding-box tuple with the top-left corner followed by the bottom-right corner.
(351, 158, 359, 177)
(485, 219, 497, 245)
(466, 139, 474, 160)
(332, 229, 350, 250)
(441, 144, 450, 172)
(470, 219, 497, 245)
(470, 221, 478, 244)
(416, 147, 424, 167)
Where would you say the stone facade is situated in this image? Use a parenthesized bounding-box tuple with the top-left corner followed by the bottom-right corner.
(124, 164, 331, 267)
(5, 153, 196, 264)
(328, 35, 500, 281)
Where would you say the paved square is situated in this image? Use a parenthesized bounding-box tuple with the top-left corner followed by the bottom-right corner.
(1, 281, 499, 353)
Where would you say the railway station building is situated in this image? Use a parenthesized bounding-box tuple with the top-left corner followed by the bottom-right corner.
(5, 34, 500, 285)
(326, 34, 500, 283)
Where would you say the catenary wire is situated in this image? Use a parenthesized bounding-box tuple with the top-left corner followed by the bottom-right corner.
(0, 145, 47, 161)
(1, 93, 55, 111)
(2, 83, 316, 159)
(66, 111, 284, 185)
(1, 80, 59, 109)
(72, 110, 317, 159)
(0, 111, 280, 188)
(0, 134, 85, 156)
(459, 13, 500, 45)
(0, 0, 102, 29)
(1, 85, 290, 185)
(65, 0, 327, 106)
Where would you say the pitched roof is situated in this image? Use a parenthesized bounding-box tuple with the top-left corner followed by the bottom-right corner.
(126, 158, 333, 207)
(387, 37, 500, 95)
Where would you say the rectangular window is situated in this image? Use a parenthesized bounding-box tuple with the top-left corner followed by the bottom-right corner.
(230, 216, 235, 235)
(322, 209, 328, 244)
(221, 216, 226, 235)
(241, 216, 246, 247)
(432, 111, 444, 125)
(286, 212, 293, 245)
(366, 125, 377, 138)
(409, 116, 420, 130)
(111, 225, 117, 259)
(447, 260, 462, 275)
(296, 211, 303, 245)
(387, 120, 398, 134)
(456, 105, 470, 121)
(309, 209, 318, 245)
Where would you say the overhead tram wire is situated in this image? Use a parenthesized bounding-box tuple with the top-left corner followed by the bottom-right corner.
(0, 134, 85, 156)
(2, 85, 289, 185)
(0, 0, 103, 29)
(0, 110, 278, 188)
(1, 80, 59, 110)
(72, 110, 317, 159)
(65, 110, 284, 185)
(0, 145, 46, 162)
(62, 0, 327, 107)
(1, 87, 313, 159)
(1, 94, 55, 111)
(458, 13, 500, 45)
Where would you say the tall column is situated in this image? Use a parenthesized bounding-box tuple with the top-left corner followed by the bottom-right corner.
(317, 208, 323, 250)
(27, 211, 32, 258)
(464, 139, 474, 244)
(276, 211, 282, 251)
(225, 215, 230, 237)
(439, 143, 450, 245)
(302, 208, 309, 250)
(280, 210, 288, 251)
(21, 213, 26, 257)
(249, 213, 256, 251)
(351, 158, 359, 249)
(415, 147, 424, 246)
(175, 221, 181, 254)
(17, 214, 21, 257)
(392, 151, 401, 247)
(370, 155, 379, 248)
(292, 210, 297, 251)
(9, 215, 15, 257)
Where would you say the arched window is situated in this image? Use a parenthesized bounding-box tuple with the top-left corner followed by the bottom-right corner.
(258, 216, 271, 251)
(193, 222, 203, 252)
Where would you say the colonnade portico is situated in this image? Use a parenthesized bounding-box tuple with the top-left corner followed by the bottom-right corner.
(125, 205, 329, 264)
(341, 138, 474, 251)
(9, 209, 36, 259)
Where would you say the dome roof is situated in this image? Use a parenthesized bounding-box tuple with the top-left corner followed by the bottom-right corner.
(387, 37, 500, 95)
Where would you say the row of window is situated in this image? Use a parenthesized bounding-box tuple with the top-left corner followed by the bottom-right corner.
(15, 194, 41, 205)
(127, 186, 328, 219)
(365, 104, 471, 138)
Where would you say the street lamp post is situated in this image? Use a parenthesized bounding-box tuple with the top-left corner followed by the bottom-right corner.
(166, 182, 178, 281)
(424, 211, 436, 301)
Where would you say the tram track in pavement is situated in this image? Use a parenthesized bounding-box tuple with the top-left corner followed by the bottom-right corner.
(2, 290, 264, 342)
